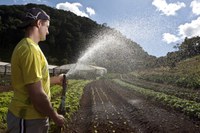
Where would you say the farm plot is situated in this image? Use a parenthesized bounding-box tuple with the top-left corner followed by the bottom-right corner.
(121, 75, 200, 102)
(64, 80, 200, 133)
(0, 80, 91, 133)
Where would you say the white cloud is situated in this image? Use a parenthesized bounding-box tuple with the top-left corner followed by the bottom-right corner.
(178, 17, 200, 38)
(86, 7, 95, 16)
(152, 0, 186, 16)
(163, 17, 200, 44)
(162, 33, 179, 44)
(56, 2, 89, 17)
(190, 0, 200, 15)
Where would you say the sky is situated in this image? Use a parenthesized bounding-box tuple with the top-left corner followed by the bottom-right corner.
(1, 0, 200, 57)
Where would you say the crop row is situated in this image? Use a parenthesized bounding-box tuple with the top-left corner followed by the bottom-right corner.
(0, 91, 13, 129)
(0, 80, 91, 132)
(91, 86, 130, 132)
(50, 80, 91, 132)
(113, 79, 200, 120)
(121, 77, 200, 102)
(137, 72, 200, 89)
(51, 80, 91, 118)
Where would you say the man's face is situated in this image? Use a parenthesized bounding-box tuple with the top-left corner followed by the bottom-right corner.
(38, 20, 50, 41)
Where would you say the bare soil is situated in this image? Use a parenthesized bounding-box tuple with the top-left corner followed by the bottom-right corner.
(1, 79, 200, 133)
(64, 80, 200, 133)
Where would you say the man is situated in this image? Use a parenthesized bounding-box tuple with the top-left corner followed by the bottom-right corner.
(7, 7, 65, 133)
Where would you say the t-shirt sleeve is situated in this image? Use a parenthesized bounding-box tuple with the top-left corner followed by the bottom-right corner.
(20, 48, 42, 85)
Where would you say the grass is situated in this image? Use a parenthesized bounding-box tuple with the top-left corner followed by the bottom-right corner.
(131, 55, 200, 89)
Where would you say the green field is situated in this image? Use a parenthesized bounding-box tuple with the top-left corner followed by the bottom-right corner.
(0, 79, 92, 132)
(130, 55, 200, 89)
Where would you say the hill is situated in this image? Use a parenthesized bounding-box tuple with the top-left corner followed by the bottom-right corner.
(0, 3, 155, 73)
(131, 55, 200, 89)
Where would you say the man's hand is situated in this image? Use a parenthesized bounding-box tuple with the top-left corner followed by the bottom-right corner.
(50, 74, 67, 86)
(51, 112, 65, 126)
(57, 74, 64, 86)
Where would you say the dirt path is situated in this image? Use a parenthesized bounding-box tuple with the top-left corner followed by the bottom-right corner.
(65, 80, 200, 133)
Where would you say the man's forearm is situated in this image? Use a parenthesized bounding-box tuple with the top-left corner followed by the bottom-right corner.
(32, 91, 58, 119)
(26, 81, 58, 119)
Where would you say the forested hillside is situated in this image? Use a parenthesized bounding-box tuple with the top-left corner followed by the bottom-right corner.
(0, 3, 155, 73)
(130, 36, 200, 89)
(155, 37, 200, 68)
(0, 3, 100, 64)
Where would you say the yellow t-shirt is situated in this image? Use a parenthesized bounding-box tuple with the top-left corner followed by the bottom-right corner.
(9, 38, 50, 119)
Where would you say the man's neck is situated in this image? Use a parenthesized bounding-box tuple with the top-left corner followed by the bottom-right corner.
(25, 27, 40, 44)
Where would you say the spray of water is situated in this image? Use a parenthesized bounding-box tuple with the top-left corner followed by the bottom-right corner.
(62, 12, 176, 78)
(65, 63, 78, 78)
(110, 14, 177, 56)
(64, 27, 148, 79)
(65, 32, 121, 78)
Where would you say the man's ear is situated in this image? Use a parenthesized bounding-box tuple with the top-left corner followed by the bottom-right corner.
(35, 20, 42, 28)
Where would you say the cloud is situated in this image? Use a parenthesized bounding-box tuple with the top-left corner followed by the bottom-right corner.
(56, 2, 96, 18)
(162, 33, 180, 44)
(178, 17, 200, 38)
(86, 7, 95, 16)
(190, 0, 200, 15)
(152, 0, 186, 16)
(56, 2, 89, 17)
(163, 17, 200, 44)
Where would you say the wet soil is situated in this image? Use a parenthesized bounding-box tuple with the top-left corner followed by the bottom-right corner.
(64, 80, 200, 133)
